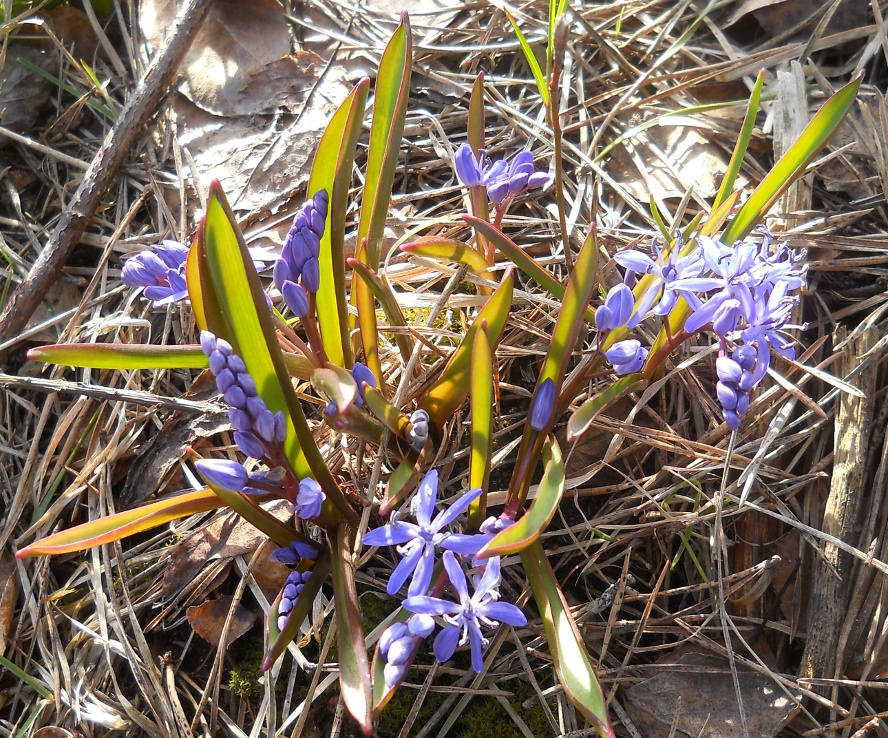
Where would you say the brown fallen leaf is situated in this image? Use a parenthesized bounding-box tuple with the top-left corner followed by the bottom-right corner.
(0, 551, 19, 656)
(0, 45, 59, 137)
(47, 6, 100, 60)
(623, 647, 801, 738)
(187, 595, 256, 646)
(162, 500, 292, 599)
(725, 0, 868, 40)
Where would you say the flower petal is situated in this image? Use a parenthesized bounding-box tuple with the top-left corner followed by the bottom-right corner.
(432, 487, 483, 531)
(478, 601, 527, 627)
(433, 625, 461, 664)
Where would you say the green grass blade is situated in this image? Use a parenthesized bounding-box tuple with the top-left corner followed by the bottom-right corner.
(567, 373, 648, 441)
(468, 322, 493, 528)
(521, 541, 615, 737)
(713, 69, 765, 209)
(17, 56, 116, 120)
(330, 524, 373, 734)
(649, 197, 671, 240)
(16, 489, 221, 557)
(353, 14, 412, 383)
(506, 10, 549, 105)
(420, 270, 513, 428)
(723, 70, 863, 243)
(308, 79, 370, 367)
(0, 654, 52, 700)
(27, 343, 209, 370)
(480, 437, 564, 557)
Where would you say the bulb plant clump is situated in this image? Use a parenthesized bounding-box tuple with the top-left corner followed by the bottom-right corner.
(17, 5, 863, 737)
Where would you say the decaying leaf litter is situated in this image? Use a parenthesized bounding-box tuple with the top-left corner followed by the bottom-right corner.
(1, 0, 888, 736)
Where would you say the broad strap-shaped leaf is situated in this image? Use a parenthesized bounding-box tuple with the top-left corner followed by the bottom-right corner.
(420, 270, 513, 428)
(379, 446, 423, 517)
(714, 69, 765, 210)
(362, 384, 411, 437)
(263, 554, 332, 671)
(330, 524, 373, 735)
(466, 216, 598, 324)
(201, 183, 355, 523)
(722, 71, 862, 243)
(506, 10, 549, 105)
(27, 343, 209, 370)
(16, 488, 221, 557)
(400, 237, 489, 274)
(347, 258, 413, 365)
(521, 540, 615, 737)
(539, 227, 598, 386)
(468, 322, 493, 528)
(479, 436, 563, 557)
(352, 14, 412, 384)
(567, 373, 648, 441)
(308, 78, 370, 367)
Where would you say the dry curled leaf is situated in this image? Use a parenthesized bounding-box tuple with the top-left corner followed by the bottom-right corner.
(0, 551, 19, 656)
(186, 595, 256, 646)
(0, 45, 58, 136)
(162, 501, 291, 598)
(623, 648, 801, 738)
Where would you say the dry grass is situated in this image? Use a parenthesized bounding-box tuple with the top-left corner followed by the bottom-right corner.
(2, 1, 888, 736)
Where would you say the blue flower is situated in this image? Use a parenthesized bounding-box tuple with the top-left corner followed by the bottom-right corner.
(362, 470, 487, 597)
(121, 240, 190, 307)
(295, 478, 325, 520)
(528, 378, 556, 432)
(605, 339, 648, 375)
(194, 458, 248, 492)
(595, 283, 638, 332)
(614, 236, 704, 319)
(453, 143, 549, 205)
(407, 409, 430, 451)
(274, 190, 328, 312)
(403, 552, 526, 673)
(277, 570, 311, 631)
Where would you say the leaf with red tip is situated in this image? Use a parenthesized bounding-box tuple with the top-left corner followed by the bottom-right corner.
(330, 524, 373, 734)
(478, 437, 563, 557)
(16, 489, 221, 557)
(567, 373, 648, 441)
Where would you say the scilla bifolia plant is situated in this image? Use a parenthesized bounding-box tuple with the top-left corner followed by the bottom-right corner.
(18, 5, 861, 735)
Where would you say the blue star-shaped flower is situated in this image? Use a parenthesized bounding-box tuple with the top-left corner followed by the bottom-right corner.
(362, 470, 486, 597)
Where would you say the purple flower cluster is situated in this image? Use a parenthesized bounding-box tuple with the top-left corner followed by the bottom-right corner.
(121, 240, 189, 307)
(605, 230, 804, 427)
(200, 331, 287, 460)
(277, 570, 311, 631)
(404, 551, 526, 673)
(378, 614, 435, 687)
(363, 471, 486, 597)
(453, 144, 549, 205)
(274, 190, 328, 317)
(406, 409, 430, 451)
(364, 470, 525, 686)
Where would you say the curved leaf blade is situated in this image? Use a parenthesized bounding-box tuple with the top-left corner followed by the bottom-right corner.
(16, 488, 221, 557)
(480, 437, 564, 557)
(400, 237, 489, 274)
(330, 524, 373, 735)
(723, 71, 862, 242)
(308, 79, 370, 367)
(27, 343, 209, 370)
(468, 322, 493, 528)
(521, 540, 614, 737)
(420, 270, 513, 428)
(567, 373, 648, 441)
(347, 258, 414, 365)
(714, 69, 765, 210)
